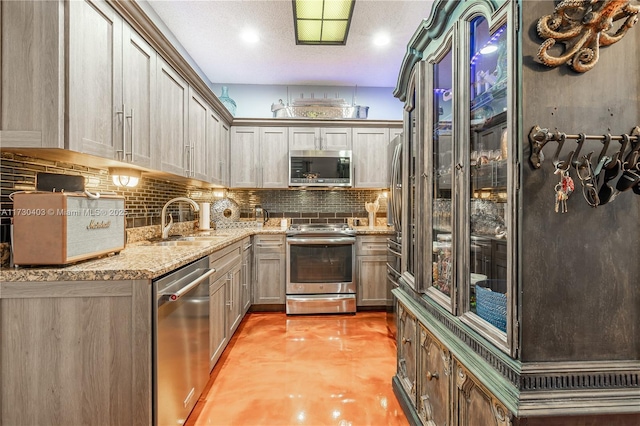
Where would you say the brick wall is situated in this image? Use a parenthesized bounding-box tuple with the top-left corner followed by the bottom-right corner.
(1, 152, 387, 242)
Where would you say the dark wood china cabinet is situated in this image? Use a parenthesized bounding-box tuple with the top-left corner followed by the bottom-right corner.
(392, 1, 640, 425)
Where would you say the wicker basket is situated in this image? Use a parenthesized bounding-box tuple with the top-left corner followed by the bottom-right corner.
(475, 280, 507, 332)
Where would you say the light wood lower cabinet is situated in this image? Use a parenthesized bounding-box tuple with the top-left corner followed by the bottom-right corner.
(0, 280, 152, 426)
(418, 324, 451, 426)
(209, 273, 229, 370)
(241, 237, 254, 314)
(356, 235, 390, 306)
(253, 235, 286, 305)
(208, 241, 244, 368)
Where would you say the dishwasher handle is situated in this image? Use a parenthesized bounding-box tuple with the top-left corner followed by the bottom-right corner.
(163, 268, 216, 302)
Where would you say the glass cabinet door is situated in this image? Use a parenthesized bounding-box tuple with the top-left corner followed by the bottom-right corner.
(431, 47, 454, 300)
(466, 17, 509, 336)
(402, 61, 425, 291)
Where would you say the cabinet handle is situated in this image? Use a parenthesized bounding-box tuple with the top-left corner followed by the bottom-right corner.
(127, 108, 135, 162)
(455, 163, 463, 171)
(191, 146, 195, 177)
(184, 145, 191, 177)
(426, 371, 439, 381)
(116, 104, 126, 161)
(402, 337, 412, 344)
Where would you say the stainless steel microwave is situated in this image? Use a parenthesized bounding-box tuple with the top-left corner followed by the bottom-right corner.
(289, 150, 353, 187)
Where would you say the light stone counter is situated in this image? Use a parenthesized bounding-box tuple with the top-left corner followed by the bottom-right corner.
(352, 226, 395, 235)
(0, 228, 285, 282)
(0, 226, 394, 282)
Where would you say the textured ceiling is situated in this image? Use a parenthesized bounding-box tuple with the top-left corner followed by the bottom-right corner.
(147, 0, 435, 88)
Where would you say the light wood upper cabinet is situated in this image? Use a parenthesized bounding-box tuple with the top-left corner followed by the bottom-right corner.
(230, 126, 288, 188)
(230, 127, 260, 187)
(157, 58, 189, 176)
(288, 127, 351, 150)
(207, 109, 229, 187)
(352, 127, 390, 188)
(122, 24, 156, 168)
(260, 127, 289, 188)
(67, 0, 122, 158)
(188, 87, 209, 181)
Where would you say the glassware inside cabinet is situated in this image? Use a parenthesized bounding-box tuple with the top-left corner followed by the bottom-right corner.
(431, 47, 454, 296)
(467, 17, 509, 332)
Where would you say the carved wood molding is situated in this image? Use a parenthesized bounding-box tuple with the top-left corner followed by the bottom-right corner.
(394, 289, 640, 416)
(536, 0, 640, 72)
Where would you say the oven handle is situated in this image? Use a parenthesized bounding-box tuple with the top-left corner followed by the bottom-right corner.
(286, 237, 356, 245)
(387, 246, 401, 257)
(161, 268, 216, 302)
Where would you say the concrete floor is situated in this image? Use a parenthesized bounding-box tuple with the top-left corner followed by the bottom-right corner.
(186, 311, 408, 426)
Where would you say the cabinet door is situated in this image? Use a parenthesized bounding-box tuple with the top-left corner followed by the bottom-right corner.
(227, 262, 243, 335)
(122, 24, 155, 168)
(455, 362, 512, 426)
(220, 122, 230, 186)
(209, 274, 228, 370)
(352, 127, 390, 187)
(67, 0, 122, 158)
(207, 110, 224, 186)
(253, 235, 286, 304)
(356, 255, 388, 306)
(157, 58, 189, 175)
(397, 302, 418, 406)
(230, 127, 260, 187)
(188, 87, 209, 180)
(418, 324, 451, 426)
(320, 127, 352, 150)
(288, 127, 319, 150)
(260, 127, 289, 188)
(241, 239, 253, 314)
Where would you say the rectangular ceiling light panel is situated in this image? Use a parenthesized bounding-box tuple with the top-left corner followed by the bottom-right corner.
(294, 0, 355, 45)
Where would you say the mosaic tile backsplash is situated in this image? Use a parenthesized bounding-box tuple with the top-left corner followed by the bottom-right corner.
(1, 152, 388, 243)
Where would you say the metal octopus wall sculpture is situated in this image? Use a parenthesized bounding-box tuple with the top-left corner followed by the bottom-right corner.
(536, 0, 639, 72)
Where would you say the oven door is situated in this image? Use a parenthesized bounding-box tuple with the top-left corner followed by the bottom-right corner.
(286, 236, 356, 294)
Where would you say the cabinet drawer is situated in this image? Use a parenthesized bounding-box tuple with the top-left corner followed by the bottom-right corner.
(418, 324, 451, 426)
(356, 235, 389, 256)
(254, 235, 285, 254)
(209, 241, 242, 281)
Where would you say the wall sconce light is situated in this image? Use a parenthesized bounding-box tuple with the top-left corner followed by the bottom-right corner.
(109, 167, 142, 188)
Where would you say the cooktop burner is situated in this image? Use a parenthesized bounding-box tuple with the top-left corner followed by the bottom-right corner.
(286, 223, 355, 237)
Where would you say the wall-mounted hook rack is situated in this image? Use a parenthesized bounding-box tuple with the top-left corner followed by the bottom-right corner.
(528, 126, 640, 169)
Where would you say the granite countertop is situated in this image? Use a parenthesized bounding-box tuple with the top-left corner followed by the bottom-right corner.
(352, 226, 395, 235)
(0, 226, 395, 283)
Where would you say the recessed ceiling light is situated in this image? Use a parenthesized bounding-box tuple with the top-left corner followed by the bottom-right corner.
(373, 33, 390, 47)
(241, 29, 260, 43)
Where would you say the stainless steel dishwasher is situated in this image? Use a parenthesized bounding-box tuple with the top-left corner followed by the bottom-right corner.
(153, 257, 215, 426)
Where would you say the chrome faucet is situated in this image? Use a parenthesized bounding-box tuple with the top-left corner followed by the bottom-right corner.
(161, 197, 200, 239)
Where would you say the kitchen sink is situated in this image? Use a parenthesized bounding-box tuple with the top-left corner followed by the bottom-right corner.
(151, 240, 214, 247)
(149, 235, 230, 246)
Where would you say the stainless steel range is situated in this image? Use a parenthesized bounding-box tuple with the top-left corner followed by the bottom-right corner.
(286, 223, 356, 314)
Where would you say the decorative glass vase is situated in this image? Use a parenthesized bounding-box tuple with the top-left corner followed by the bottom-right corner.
(218, 86, 236, 116)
